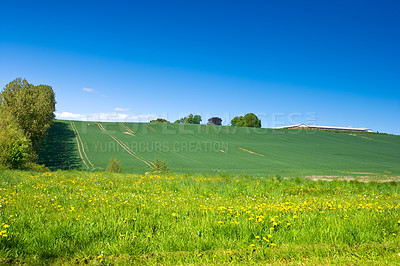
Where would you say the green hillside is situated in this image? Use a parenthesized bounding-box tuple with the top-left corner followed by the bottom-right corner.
(38, 120, 400, 176)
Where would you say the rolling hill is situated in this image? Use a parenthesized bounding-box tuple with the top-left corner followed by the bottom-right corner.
(37, 120, 400, 177)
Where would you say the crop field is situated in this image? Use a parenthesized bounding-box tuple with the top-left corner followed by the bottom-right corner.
(37, 120, 400, 178)
(0, 170, 399, 264)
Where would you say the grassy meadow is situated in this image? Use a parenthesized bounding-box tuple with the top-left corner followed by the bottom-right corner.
(0, 170, 399, 264)
(37, 120, 400, 177)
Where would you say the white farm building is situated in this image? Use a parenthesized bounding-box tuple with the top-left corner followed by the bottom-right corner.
(275, 124, 373, 133)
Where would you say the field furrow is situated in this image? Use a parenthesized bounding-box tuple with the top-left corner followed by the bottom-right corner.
(71, 121, 94, 167)
(97, 122, 155, 169)
(70, 121, 88, 168)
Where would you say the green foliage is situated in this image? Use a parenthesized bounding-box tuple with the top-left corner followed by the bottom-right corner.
(150, 118, 169, 123)
(153, 158, 169, 172)
(175, 114, 202, 124)
(230, 115, 245, 127)
(0, 109, 32, 169)
(231, 113, 261, 127)
(174, 118, 184, 123)
(23, 162, 50, 172)
(105, 158, 123, 173)
(1, 78, 56, 149)
(244, 113, 261, 127)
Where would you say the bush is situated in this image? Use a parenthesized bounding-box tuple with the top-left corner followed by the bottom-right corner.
(105, 158, 123, 173)
(153, 158, 169, 172)
(0, 109, 32, 169)
(24, 162, 50, 172)
(150, 118, 169, 123)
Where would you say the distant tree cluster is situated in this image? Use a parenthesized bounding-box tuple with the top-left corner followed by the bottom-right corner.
(0, 78, 56, 169)
(150, 118, 169, 123)
(173, 113, 261, 128)
(230, 113, 261, 128)
(174, 114, 202, 124)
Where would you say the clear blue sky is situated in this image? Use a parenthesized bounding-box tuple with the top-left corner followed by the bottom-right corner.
(1, 0, 399, 134)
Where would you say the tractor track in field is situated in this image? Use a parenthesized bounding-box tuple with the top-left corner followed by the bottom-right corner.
(146, 125, 158, 133)
(239, 147, 265, 157)
(97, 123, 155, 169)
(70, 121, 94, 168)
(122, 124, 135, 136)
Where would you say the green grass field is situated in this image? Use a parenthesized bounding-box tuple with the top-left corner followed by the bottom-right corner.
(0, 170, 399, 264)
(38, 120, 400, 178)
(3, 121, 400, 264)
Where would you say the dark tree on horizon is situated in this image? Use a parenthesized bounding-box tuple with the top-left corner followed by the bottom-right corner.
(208, 117, 222, 125)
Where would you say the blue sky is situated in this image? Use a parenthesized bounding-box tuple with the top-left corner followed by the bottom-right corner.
(1, 0, 399, 134)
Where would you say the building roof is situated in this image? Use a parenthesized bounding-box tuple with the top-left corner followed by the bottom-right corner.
(274, 124, 373, 132)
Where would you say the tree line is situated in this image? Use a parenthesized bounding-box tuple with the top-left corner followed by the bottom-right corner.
(151, 113, 261, 128)
(0, 78, 56, 169)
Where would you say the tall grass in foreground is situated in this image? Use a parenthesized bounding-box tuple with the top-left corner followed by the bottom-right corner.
(0, 170, 399, 264)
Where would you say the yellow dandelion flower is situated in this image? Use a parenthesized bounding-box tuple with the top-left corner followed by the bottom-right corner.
(218, 221, 223, 225)
(172, 213, 177, 217)
(268, 234, 272, 238)
(250, 244, 255, 247)
(255, 235, 260, 239)
(3, 224, 9, 229)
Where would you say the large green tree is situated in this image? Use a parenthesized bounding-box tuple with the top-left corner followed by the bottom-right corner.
(1, 78, 56, 149)
(231, 113, 261, 128)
